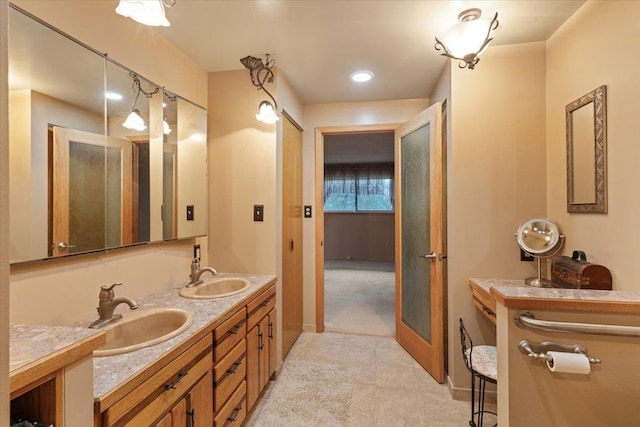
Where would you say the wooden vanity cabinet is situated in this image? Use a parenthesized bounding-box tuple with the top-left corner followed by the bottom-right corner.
(11, 371, 62, 426)
(101, 335, 213, 427)
(246, 285, 277, 410)
(212, 308, 247, 427)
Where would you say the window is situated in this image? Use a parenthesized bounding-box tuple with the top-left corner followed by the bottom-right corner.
(323, 163, 394, 212)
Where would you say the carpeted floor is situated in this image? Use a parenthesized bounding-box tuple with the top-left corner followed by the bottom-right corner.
(324, 260, 395, 337)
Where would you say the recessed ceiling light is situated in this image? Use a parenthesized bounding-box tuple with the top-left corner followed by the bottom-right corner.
(105, 91, 123, 101)
(350, 70, 374, 83)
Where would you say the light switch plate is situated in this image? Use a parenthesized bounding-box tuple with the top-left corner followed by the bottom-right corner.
(254, 205, 264, 222)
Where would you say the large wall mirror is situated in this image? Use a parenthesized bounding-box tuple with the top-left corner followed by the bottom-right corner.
(8, 5, 207, 264)
(566, 85, 607, 214)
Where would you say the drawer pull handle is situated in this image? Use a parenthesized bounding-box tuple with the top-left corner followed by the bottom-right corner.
(164, 371, 188, 391)
(229, 323, 243, 335)
(482, 306, 496, 317)
(227, 360, 242, 374)
(258, 332, 264, 350)
(228, 405, 242, 423)
(260, 297, 272, 307)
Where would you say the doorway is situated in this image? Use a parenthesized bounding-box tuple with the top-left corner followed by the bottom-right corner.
(322, 132, 396, 337)
(314, 102, 447, 383)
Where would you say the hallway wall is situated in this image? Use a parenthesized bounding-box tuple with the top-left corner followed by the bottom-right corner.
(324, 213, 394, 262)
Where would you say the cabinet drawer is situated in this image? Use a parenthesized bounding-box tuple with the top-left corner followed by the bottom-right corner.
(213, 339, 246, 413)
(470, 286, 496, 324)
(247, 285, 276, 330)
(214, 380, 246, 427)
(103, 335, 212, 426)
(213, 308, 246, 362)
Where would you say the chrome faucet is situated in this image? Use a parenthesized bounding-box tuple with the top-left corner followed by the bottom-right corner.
(89, 283, 140, 329)
(186, 257, 218, 287)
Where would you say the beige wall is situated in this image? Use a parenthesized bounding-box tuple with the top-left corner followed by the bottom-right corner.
(1, 0, 10, 420)
(208, 69, 277, 275)
(324, 213, 394, 262)
(546, 1, 640, 291)
(301, 98, 429, 329)
(497, 306, 640, 426)
(444, 42, 547, 390)
(8, 1, 209, 325)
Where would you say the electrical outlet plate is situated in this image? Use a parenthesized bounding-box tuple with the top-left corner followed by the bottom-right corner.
(304, 205, 312, 218)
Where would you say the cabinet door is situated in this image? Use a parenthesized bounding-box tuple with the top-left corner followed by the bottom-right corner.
(267, 308, 277, 379)
(258, 316, 270, 392)
(153, 398, 186, 427)
(187, 370, 213, 427)
(246, 325, 260, 410)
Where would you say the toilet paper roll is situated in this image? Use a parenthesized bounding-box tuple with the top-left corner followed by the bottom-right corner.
(546, 351, 591, 375)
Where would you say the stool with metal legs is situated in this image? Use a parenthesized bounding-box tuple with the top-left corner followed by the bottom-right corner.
(459, 318, 497, 427)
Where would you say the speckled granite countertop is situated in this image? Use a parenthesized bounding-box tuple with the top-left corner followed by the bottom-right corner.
(88, 273, 275, 400)
(10, 323, 103, 372)
(469, 278, 640, 314)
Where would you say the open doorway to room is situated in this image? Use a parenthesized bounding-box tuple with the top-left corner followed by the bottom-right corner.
(322, 131, 396, 337)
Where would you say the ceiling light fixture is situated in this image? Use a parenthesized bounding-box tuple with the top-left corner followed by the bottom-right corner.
(122, 72, 159, 132)
(240, 54, 280, 124)
(434, 8, 499, 70)
(350, 70, 374, 83)
(115, 0, 175, 27)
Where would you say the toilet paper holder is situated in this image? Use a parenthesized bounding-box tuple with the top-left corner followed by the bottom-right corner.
(518, 340, 601, 365)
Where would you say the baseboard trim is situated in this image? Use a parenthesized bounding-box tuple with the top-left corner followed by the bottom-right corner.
(447, 375, 497, 404)
(302, 323, 316, 333)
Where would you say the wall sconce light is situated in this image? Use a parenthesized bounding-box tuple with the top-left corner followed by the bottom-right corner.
(115, 0, 176, 27)
(240, 54, 280, 124)
(434, 8, 499, 70)
(122, 72, 159, 132)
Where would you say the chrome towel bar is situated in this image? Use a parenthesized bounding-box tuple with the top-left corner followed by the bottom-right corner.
(515, 312, 640, 338)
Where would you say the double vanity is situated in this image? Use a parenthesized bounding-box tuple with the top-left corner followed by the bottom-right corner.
(9, 273, 277, 426)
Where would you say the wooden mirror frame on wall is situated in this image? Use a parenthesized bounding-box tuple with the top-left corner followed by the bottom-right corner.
(566, 84, 607, 214)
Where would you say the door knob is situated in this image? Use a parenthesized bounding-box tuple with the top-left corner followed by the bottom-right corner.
(58, 242, 76, 249)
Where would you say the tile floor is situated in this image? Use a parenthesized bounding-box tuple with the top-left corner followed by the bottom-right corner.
(246, 332, 483, 427)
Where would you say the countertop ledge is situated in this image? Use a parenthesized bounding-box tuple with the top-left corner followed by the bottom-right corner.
(88, 273, 276, 412)
(10, 324, 105, 394)
(469, 278, 640, 314)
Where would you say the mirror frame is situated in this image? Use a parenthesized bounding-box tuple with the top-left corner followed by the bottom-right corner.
(566, 85, 607, 214)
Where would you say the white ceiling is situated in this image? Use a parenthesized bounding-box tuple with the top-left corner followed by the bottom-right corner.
(157, 0, 585, 105)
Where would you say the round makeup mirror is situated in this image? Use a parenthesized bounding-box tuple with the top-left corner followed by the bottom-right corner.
(515, 217, 564, 287)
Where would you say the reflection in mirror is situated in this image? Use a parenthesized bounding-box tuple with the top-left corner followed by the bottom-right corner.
(163, 91, 178, 240)
(9, 6, 105, 262)
(8, 5, 208, 264)
(106, 61, 161, 248)
(176, 98, 208, 239)
(566, 85, 607, 214)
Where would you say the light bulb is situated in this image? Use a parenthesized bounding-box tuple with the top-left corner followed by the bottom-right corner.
(256, 101, 279, 124)
(115, 0, 170, 27)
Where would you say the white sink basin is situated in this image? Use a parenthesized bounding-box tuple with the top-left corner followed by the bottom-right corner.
(179, 277, 251, 299)
(94, 308, 193, 357)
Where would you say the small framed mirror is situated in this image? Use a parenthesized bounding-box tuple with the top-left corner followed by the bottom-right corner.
(566, 85, 607, 213)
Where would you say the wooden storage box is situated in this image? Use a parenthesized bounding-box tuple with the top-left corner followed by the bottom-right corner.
(551, 250, 612, 290)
